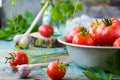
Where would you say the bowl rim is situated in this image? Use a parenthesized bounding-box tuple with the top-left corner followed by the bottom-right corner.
(57, 35, 120, 49)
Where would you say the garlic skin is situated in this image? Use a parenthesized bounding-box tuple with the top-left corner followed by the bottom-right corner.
(13, 34, 32, 48)
(17, 63, 49, 78)
(13, 34, 23, 44)
(18, 35, 32, 48)
(17, 64, 31, 78)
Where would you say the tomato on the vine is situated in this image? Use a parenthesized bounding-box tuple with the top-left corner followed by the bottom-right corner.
(6, 50, 28, 67)
(113, 37, 120, 47)
(38, 24, 54, 38)
(72, 33, 95, 46)
(46, 60, 66, 80)
(66, 26, 87, 43)
(94, 18, 120, 46)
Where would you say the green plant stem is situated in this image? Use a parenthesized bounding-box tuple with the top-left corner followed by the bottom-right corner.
(10, 4, 16, 32)
(11, 0, 16, 6)
(16, 0, 20, 29)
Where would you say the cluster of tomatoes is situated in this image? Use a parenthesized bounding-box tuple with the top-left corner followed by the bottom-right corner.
(66, 18, 120, 47)
(6, 50, 66, 80)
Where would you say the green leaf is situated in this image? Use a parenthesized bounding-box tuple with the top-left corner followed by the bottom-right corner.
(6, 20, 15, 30)
(24, 11, 34, 24)
(0, 29, 14, 40)
(40, 0, 46, 7)
(106, 50, 120, 74)
(74, 1, 83, 11)
(0, 30, 7, 39)
(50, 7, 64, 23)
(59, 2, 74, 17)
(54, 0, 63, 5)
(83, 66, 112, 80)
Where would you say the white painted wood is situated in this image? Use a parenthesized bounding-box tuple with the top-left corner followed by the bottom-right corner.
(0, 0, 2, 8)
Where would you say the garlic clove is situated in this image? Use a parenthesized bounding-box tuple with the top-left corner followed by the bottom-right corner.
(18, 35, 32, 48)
(17, 64, 31, 78)
(13, 34, 23, 44)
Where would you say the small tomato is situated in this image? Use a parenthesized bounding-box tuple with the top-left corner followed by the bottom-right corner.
(46, 60, 66, 80)
(6, 50, 28, 67)
(72, 33, 95, 46)
(38, 24, 54, 38)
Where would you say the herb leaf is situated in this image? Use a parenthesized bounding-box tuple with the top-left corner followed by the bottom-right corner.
(50, 7, 64, 23)
(25, 11, 34, 24)
(83, 66, 112, 80)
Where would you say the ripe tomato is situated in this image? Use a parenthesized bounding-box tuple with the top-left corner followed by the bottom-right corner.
(6, 51, 28, 67)
(95, 18, 120, 46)
(46, 60, 66, 80)
(72, 33, 95, 46)
(66, 26, 87, 43)
(38, 24, 54, 38)
(113, 37, 120, 47)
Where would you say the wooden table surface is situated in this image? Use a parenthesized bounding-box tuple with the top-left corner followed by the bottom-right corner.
(0, 40, 89, 80)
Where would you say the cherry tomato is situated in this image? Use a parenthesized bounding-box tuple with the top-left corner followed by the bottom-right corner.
(72, 33, 95, 46)
(38, 24, 54, 38)
(66, 26, 87, 43)
(113, 37, 120, 47)
(95, 18, 120, 46)
(6, 50, 28, 67)
(46, 60, 66, 80)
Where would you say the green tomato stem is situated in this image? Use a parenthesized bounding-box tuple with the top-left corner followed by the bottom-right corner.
(102, 18, 112, 26)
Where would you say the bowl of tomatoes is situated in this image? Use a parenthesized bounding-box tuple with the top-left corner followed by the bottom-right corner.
(58, 18, 120, 69)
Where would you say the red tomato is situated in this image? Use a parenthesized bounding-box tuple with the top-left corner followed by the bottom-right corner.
(6, 51, 28, 67)
(66, 26, 87, 43)
(72, 33, 95, 46)
(66, 26, 80, 43)
(113, 37, 120, 47)
(38, 24, 54, 37)
(95, 18, 120, 46)
(46, 60, 66, 80)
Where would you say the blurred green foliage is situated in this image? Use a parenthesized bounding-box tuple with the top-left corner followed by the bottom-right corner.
(40, 0, 83, 24)
(0, 11, 38, 40)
